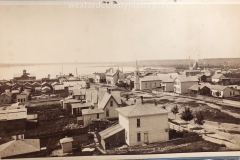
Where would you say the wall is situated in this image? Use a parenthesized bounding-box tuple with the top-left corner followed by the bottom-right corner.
(102, 96, 119, 119)
(161, 82, 174, 92)
(0, 94, 11, 104)
(119, 114, 130, 145)
(17, 94, 28, 103)
(83, 112, 104, 126)
(140, 80, 161, 90)
(101, 129, 125, 150)
(180, 81, 198, 94)
(61, 142, 72, 153)
(128, 113, 169, 146)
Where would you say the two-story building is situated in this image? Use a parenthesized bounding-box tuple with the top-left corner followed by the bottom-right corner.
(94, 73, 106, 83)
(98, 102, 170, 150)
(139, 76, 161, 91)
(174, 76, 199, 94)
(0, 93, 12, 105)
(106, 68, 124, 85)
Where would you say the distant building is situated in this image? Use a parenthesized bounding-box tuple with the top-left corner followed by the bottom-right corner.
(0, 103, 27, 132)
(188, 84, 211, 96)
(13, 70, 36, 81)
(211, 73, 230, 83)
(94, 73, 106, 83)
(16, 93, 28, 103)
(106, 68, 124, 85)
(139, 76, 161, 90)
(174, 76, 199, 94)
(81, 107, 104, 126)
(209, 85, 239, 98)
(0, 93, 12, 105)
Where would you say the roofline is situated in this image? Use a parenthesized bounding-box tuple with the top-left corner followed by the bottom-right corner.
(117, 109, 169, 118)
(102, 94, 120, 110)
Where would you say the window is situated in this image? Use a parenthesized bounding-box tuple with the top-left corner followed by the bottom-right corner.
(110, 100, 113, 107)
(230, 91, 232, 96)
(137, 133, 141, 142)
(97, 113, 99, 119)
(145, 83, 147, 88)
(106, 109, 109, 117)
(233, 91, 235, 95)
(137, 119, 140, 128)
(5, 99, 8, 102)
(18, 99, 20, 102)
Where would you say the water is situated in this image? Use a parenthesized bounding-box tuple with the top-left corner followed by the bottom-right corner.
(0, 63, 136, 80)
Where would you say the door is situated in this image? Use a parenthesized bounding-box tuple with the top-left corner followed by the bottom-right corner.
(144, 133, 148, 143)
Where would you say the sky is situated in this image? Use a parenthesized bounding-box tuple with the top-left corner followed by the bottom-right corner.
(0, 3, 240, 64)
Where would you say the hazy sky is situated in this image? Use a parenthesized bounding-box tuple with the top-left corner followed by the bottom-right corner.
(0, 4, 240, 63)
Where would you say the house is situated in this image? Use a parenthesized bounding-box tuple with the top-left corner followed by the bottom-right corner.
(16, 93, 28, 103)
(0, 139, 40, 159)
(0, 82, 11, 94)
(183, 70, 202, 76)
(139, 76, 161, 90)
(211, 73, 230, 83)
(98, 102, 169, 150)
(53, 85, 65, 93)
(106, 68, 124, 85)
(23, 82, 32, 90)
(63, 81, 89, 89)
(60, 98, 82, 110)
(0, 103, 27, 132)
(60, 137, 73, 154)
(209, 85, 239, 98)
(94, 73, 106, 83)
(157, 73, 179, 92)
(188, 84, 211, 96)
(41, 82, 50, 88)
(98, 91, 120, 119)
(81, 107, 104, 126)
(13, 70, 36, 81)
(174, 76, 199, 94)
(41, 86, 51, 93)
(0, 93, 12, 105)
(32, 82, 41, 88)
(51, 81, 60, 87)
(71, 89, 86, 102)
(71, 102, 92, 116)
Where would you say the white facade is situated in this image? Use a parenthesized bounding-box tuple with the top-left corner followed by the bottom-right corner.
(118, 113, 169, 146)
(174, 80, 198, 94)
(211, 87, 239, 98)
(102, 96, 119, 119)
(140, 80, 161, 90)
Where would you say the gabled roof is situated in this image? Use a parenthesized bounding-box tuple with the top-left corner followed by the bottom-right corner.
(0, 93, 11, 98)
(116, 103, 169, 117)
(188, 84, 210, 91)
(140, 76, 160, 82)
(209, 85, 229, 91)
(157, 73, 179, 81)
(111, 91, 122, 105)
(99, 93, 112, 109)
(0, 139, 40, 158)
(42, 86, 51, 90)
(51, 81, 60, 86)
(176, 75, 199, 82)
(60, 137, 73, 144)
(106, 68, 121, 76)
(99, 124, 124, 140)
(42, 81, 49, 85)
(82, 108, 104, 115)
(212, 74, 229, 79)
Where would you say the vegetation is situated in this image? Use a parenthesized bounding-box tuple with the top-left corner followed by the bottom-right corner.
(194, 111, 205, 131)
(180, 107, 194, 129)
(171, 105, 179, 119)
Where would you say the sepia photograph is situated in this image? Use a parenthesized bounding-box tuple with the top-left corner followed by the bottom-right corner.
(0, 0, 240, 159)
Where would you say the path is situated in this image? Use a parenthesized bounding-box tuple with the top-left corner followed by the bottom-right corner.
(207, 103, 240, 118)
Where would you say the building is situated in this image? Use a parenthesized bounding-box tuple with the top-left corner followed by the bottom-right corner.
(60, 98, 82, 110)
(0, 103, 27, 132)
(188, 84, 211, 96)
(0, 82, 11, 94)
(41, 86, 51, 93)
(71, 102, 92, 116)
(139, 76, 161, 90)
(174, 76, 199, 94)
(211, 73, 230, 83)
(0, 93, 12, 105)
(116, 102, 169, 146)
(106, 68, 124, 85)
(183, 70, 202, 76)
(98, 124, 125, 150)
(157, 73, 179, 92)
(60, 137, 73, 154)
(0, 139, 40, 159)
(94, 73, 106, 83)
(63, 81, 89, 89)
(81, 107, 104, 126)
(98, 91, 121, 119)
(209, 85, 239, 98)
(71, 89, 86, 102)
(16, 93, 28, 103)
(41, 82, 50, 88)
(53, 85, 65, 93)
(13, 70, 36, 81)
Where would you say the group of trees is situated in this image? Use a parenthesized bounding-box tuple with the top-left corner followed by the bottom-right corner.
(171, 105, 205, 130)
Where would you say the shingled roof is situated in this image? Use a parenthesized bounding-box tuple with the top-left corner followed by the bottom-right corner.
(116, 103, 169, 117)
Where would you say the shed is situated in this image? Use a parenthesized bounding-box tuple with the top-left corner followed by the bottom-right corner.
(60, 137, 73, 153)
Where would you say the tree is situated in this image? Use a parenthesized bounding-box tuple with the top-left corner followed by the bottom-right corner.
(194, 111, 205, 132)
(171, 105, 179, 119)
(180, 107, 194, 130)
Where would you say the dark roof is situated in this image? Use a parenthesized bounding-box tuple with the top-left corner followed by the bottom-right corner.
(212, 74, 229, 79)
(188, 84, 210, 91)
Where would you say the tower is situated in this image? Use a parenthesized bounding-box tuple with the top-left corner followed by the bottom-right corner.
(134, 61, 140, 91)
